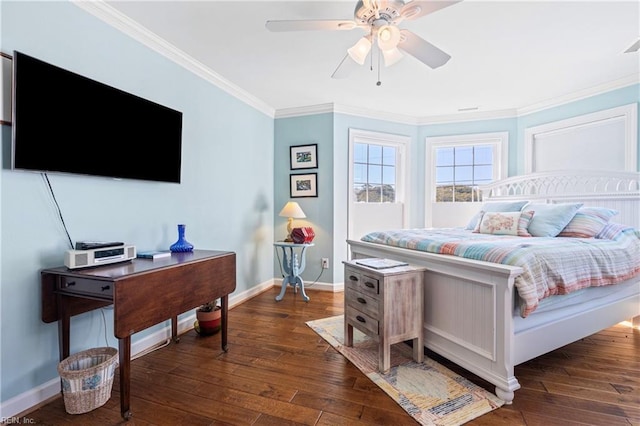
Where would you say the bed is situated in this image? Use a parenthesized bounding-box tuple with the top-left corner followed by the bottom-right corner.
(347, 170, 640, 403)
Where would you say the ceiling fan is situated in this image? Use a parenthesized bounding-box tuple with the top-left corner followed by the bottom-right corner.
(266, 0, 462, 79)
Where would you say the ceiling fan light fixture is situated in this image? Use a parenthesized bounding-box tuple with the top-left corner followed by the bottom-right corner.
(377, 25, 401, 51)
(382, 47, 403, 66)
(347, 36, 372, 65)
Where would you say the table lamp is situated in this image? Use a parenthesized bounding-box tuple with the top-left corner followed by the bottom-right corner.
(279, 201, 306, 242)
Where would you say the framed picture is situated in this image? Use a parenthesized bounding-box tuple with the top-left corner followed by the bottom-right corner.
(290, 173, 318, 198)
(290, 144, 318, 170)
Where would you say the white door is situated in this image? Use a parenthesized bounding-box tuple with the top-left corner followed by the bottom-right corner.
(348, 129, 409, 240)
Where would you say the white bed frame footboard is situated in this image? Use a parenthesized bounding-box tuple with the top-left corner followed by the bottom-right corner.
(347, 170, 640, 403)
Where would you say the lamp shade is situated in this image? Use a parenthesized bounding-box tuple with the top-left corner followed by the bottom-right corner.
(377, 25, 401, 51)
(279, 201, 306, 219)
(382, 47, 404, 66)
(347, 36, 372, 65)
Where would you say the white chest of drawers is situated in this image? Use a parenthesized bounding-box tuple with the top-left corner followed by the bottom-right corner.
(343, 259, 425, 372)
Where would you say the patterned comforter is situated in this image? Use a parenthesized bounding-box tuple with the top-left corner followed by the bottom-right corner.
(360, 223, 640, 317)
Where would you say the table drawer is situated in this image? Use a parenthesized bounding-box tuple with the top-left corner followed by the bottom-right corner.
(57, 277, 114, 299)
(345, 305, 379, 336)
(345, 267, 379, 296)
(345, 283, 379, 318)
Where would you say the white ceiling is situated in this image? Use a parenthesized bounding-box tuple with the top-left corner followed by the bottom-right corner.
(103, 0, 639, 120)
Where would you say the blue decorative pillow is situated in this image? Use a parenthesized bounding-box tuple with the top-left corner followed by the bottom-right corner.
(527, 203, 583, 237)
(465, 201, 529, 230)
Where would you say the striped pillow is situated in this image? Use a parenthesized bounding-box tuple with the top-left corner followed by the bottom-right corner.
(558, 207, 618, 238)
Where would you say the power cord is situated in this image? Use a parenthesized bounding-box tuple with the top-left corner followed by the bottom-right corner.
(42, 173, 74, 249)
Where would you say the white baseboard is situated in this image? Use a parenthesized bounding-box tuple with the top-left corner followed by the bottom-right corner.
(0, 278, 291, 419)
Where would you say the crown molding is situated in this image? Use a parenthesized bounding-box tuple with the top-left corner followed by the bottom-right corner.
(274, 103, 335, 119)
(516, 74, 639, 117)
(415, 108, 518, 124)
(71, 0, 275, 118)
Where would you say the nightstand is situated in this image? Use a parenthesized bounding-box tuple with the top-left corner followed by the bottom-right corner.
(343, 259, 425, 373)
(274, 242, 314, 302)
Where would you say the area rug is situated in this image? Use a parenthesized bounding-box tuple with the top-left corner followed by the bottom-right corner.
(306, 315, 504, 426)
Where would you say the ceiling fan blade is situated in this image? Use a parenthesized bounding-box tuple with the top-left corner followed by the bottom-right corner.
(398, 29, 451, 69)
(331, 54, 360, 79)
(400, 0, 462, 20)
(266, 20, 357, 32)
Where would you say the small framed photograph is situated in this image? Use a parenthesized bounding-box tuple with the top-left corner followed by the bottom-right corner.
(290, 144, 318, 170)
(290, 173, 317, 198)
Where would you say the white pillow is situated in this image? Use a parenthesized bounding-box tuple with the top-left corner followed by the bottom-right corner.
(465, 201, 530, 230)
(473, 211, 534, 236)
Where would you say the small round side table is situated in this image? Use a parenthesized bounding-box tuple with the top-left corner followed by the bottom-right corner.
(273, 242, 314, 302)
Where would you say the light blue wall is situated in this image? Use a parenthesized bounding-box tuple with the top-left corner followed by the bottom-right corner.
(274, 113, 333, 282)
(1, 2, 274, 403)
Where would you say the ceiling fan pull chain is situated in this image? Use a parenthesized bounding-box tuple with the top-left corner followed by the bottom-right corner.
(376, 46, 382, 86)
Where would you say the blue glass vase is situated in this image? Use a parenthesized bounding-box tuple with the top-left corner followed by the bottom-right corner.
(170, 224, 194, 252)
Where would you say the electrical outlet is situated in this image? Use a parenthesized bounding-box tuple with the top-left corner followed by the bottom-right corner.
(321, 258, 329, 269)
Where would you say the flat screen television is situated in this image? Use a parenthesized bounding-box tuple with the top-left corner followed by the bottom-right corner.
(11, 51, 183, 183)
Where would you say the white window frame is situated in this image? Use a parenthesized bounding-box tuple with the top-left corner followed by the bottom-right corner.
(426, 131, 509, 204)
(348, 128, 410, 227)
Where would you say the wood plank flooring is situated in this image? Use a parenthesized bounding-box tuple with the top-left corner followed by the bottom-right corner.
(21, 287, 639, 425)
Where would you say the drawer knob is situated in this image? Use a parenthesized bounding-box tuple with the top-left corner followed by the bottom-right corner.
(357, 297, 366, 304)
(349, 275, 359, 282)
(364, 281, 375, 288)
(101, 285, 111, 292)
(356, 315, 366, 323)
(65, 281, 76, 287)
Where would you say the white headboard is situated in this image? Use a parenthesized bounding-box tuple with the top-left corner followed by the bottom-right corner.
(479, 170, 640, 229)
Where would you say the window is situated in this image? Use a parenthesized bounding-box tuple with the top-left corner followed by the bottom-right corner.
(353, 143, 397, 202)
(427, 132, 508, 202)
(435, 145, 493, 202)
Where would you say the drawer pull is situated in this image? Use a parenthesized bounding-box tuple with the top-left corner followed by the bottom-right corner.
(356, 315, 366, 323)
(66, 281, 76, 287)
(364, 281, 375, 288)
(349, 275, 359, 282)
(101, 285, 111, 292)
(356, 297, 366, 304)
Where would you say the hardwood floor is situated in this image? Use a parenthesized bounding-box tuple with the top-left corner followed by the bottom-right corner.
(22, 287, 639, 425)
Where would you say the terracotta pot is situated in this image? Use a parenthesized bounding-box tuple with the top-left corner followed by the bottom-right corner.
(195, 306, 221, 335)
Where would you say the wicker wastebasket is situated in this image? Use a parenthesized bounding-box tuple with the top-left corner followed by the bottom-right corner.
(57, 347, 118, 414)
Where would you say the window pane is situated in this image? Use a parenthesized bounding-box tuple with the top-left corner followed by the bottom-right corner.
(382, 165, 395, 184)
(354, 184, 367, 202)
(382, 146, 395, 165)
(455, 165, 473, 184)
(368, 164, 382, 184)
(455, 185, 475, 202)
(369, 145, 382, 164)
(354, 164, 367, 183)
(436, 167, 454, 184)
(475, 146, 493, 164)
(474, 165, 493, 182)
(368, 185, 382, 202)
(455, 146, 473, 165)
(436, 185, 453, 202)
(382, 184, 395, 202)
(436, 147, 454, 166)
(354, 143, 367, 163)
